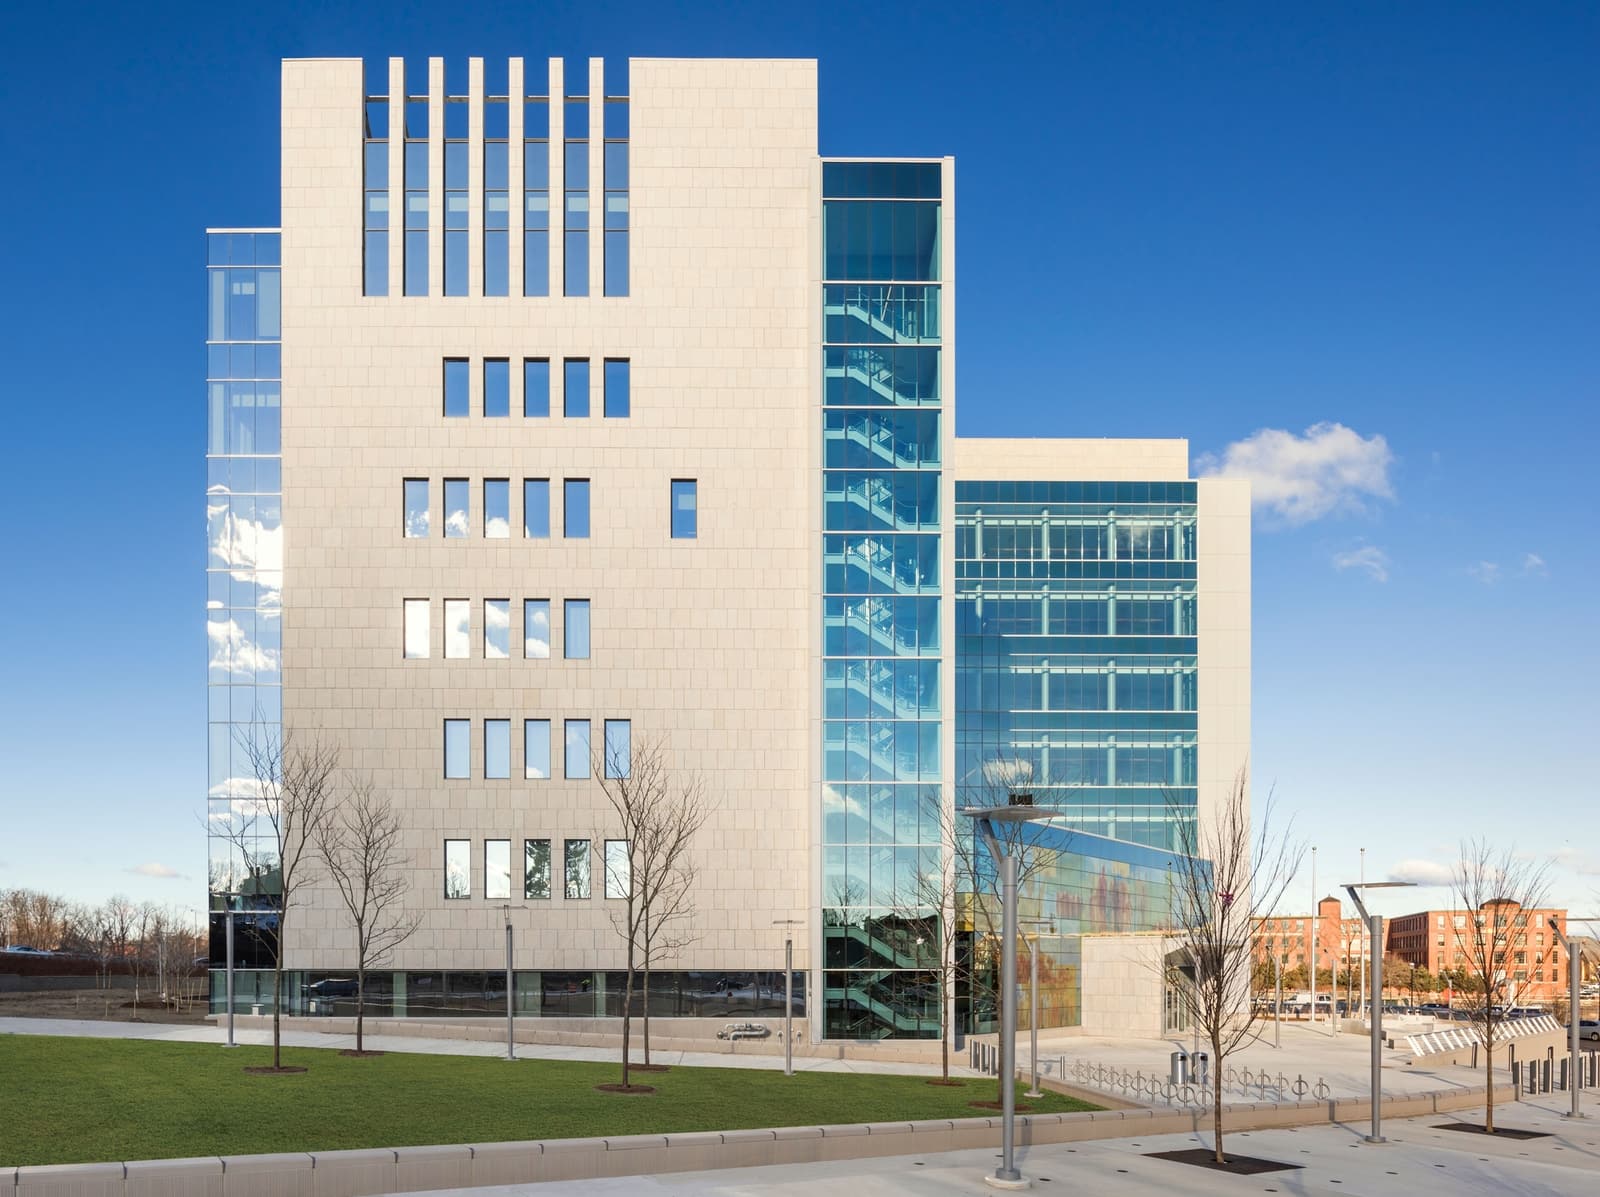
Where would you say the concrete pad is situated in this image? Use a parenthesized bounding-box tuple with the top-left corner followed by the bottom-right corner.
(124, 1156, 223, 1197)
(306, 1148, 396, 1197)
(391, 1147, 469, 1193)
(14, 1163, 124, 1197)
(220, 1152, 314, 1197)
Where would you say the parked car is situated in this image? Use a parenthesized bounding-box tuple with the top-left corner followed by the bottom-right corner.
(2, 945, 51, 955)
(1574, 1019, 1600, 1042)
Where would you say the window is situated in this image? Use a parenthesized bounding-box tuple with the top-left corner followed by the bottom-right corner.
(363, 120, 388, 296)
(523, 479, 550, 538)
(603, 100, 629, 296)
(403, 599, 430, 659)
(564, 100, 589, 297)
(671, 480, 697, 539)
(444, 137, 467, 295)
(484, 479, 510, 538)
(603, 359, 629, 417)
(604, 719, 631, 779)
(485, 839, 511, 899)
(524, 101, 550, 297)
(484, 599, 510, 659)
(605, 840, 630, 899)
(444, 359, 469, 417)
(405, 139, 428, 296)
(444, 720, 469, 778)
(444, 599, 470, 659)
(484, 359, 509, 418)
(524, 719, 550, 779)
(564, 479, 590, 538)
(564, 599, 591, 659)
(524, 358, 550, 417)
(444, 479, 469, 538)
(444, 839, 469, 898)
(485, 720, 510, 778)
(564, 358, 590, 417)
(565, 719, 590, 779)
(404, 479, 430, 537)
(564, 839, 591, 899)
(523, 599, 551, 658)
(524, 838, 551, 899)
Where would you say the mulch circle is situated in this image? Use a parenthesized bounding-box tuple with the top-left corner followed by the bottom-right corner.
(1146, 1148, 1302, 1174)
(595, 1083, 656, 1095)
(926, 1079, 966, 1087)
(1433, 1122, 1551, 1140)
(631, 1063, 671, 1073)
(968, 1101, 1035, 1112)
(244, 1066, 308, 1075)
(339, 1049, 386, 1057)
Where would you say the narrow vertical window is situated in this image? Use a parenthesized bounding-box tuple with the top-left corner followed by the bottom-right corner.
(444, 478, 469, 537)
(563, 358, 590, 417)
(443, 97, 468, 297)
(444, 599, 469, 659)
(604, 719, 631, 779)
(564, 838, 591, 899)
(523, 479, 550, 538)
(671, 479, 698, 539)
(523, 599, 550, 658)
(523, 358, 550, 417)
(484, 359, 509, 418)
(363, 94, 389, 296)
(564, 479, 590, 538)
(564, 719, 591, 779)
(564, 599, 591, 659)
(443, 359, 469, 417)
(403, 479, 430, 537)
(403, 130, 428, 296)
(484, 99, 509, 296)
(603, 358, 629, 418)
(484, 599, 510, 659)
(603, 90, 629, 297)
(444, 720, 469, 779)
(604, 840, 630, 899)
(485, 719, 510, 779)
(563, 93, 589, 296)
(524, 838, 551, 899)
(485, 839, 511, 899)
(444, 839, 470, 898)
(523, 97, 549, 296)
(403, 599, 430, 659)
(484, 479, 510, 537)
(524, 719, 550, 780)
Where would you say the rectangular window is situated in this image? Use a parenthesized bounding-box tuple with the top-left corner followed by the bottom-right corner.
(484, 479, 510, 538)
(364, 129, 389, 297)
(444, 720, 469, 779)
(564, 599, 590, 659)
(403, 599, 430, 659)
(524, 838, 551, 899)
(604, 719, 631, 779)
(484, 599, 510, 659)
(405, 141, 428, 296)
(444, 839, 469, 898)
(484, 138, 509, 296)
(564, 121, 589, 297)
(671, 480, 698, 539)
(523, 599, 550, 658)
(444, 138, 467, 296)
(524, 719, 550, 779)
(564, 838, 590, 899)
(444, 599, 470, 659)
(523, 114, 549, 297)
(484, 359, 510, 418)
(485, 719, 510, 779)
(563, 358, 590, 417)
(564, 719, 590, 779)
(603, 115, 629, 297)
(523, 358, 550, 417)
(485, 839, 511, 899)
(604, 840, 630, 899)
(564, 479, 590, 538)
(523, 478, 550, 538)
(444, 479, 469, 538)
(603, 359, 629, 417)
(444, 359, 469, 418)
(404, 479, 430, 537)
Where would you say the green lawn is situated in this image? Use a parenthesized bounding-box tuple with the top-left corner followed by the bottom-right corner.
(0, 1035, 1097, 1166)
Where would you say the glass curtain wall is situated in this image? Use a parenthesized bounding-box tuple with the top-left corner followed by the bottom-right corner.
(205, 231, 283, 1006)
(820, 161, 944, 1040)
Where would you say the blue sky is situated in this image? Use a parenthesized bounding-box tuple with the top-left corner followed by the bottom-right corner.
(0, 1, 1596, 923)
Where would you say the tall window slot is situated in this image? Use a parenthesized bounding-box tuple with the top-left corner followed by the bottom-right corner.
(603, 64, 629, 297)
(363, 82, 389, 296)
(484, 90, 509, 296)
(523, 91, 549, 296)
(563, 68, 589, 297)
(443, 75, 468, 296)
(403, 73, 428, 296)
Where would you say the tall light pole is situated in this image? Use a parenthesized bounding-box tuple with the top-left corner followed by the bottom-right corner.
(1358, 848, 1366, 1018)
(959, 798, 1059, 1192)
(1310, 847, 1318, 1028)
(1343, 881, 1414, 1144)
(501, 904, 526, 1061)
(1550, 916, 1594, 1120)
(773, 918, 803, 1077)
(222, 894, 238, 1049)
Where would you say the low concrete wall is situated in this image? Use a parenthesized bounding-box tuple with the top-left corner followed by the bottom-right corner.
(5, 1086, 1491, 1196)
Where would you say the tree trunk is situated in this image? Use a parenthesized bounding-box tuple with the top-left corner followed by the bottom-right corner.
(272, 912, 285, 1070)
(1485, 1037, 1495, 1133)
(355, 959, 366, 1054)
(622, 959, 635, 1089)
(641, 969, 652, 1066)
(1213, 1039, 1226, 1164)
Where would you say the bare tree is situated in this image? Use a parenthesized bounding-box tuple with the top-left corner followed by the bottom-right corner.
(900, 814, 960, 1083)
(1164, 768, 1302, 1165)
(593, 734, 711, 1089)
(222, 726, 340, 1071)
(1449, 838, 1553, 1133)
(316, 776, 420, 1054)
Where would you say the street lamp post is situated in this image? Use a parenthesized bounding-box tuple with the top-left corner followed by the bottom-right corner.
(501, 904, 527, 1061)
(1343, 881, 1415, 1144)
(223, 896, 237, 1049)
(1310, 847, 1318, 1028)
(1550, 916, 1594, 1120)
(773, 919, 804, 1077)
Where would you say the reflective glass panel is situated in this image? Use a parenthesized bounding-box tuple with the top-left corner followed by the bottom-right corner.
(484, 359, 509, 417)
(604, 840, 630, 899)
(403, 599, 429, 659)
(604, 719, 630, 779)
(443, 359, 469, 417)
(444, 479, 469, 537)
(484, 599, 510, 658)
(564, 839, 590, 899)
(603, 359, 629, 417)
(484, 479, 510, 538)
(564, 599, 590, 659)
(485, 840, 511, 899)
(564, 719, 590, 779)
(523, 599, 550, 658)
(485, 719, 510, 779)
(444, 721, 469, 779)
(444, 599, 469, 659)
(564, 479, 590, 538)
(444, 839, 470, 898)
(563, 358, 589, 417)
(524, 359, 550, 417)
(404, 479, 430, 537)
(671, 480, 697, 539)
(523, 479, 550, 538)
(524, 719, 550, 780)
(524, 839, 551, 898)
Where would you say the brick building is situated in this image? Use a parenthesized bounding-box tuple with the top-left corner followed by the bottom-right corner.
(1385, 899, 1569, 1006)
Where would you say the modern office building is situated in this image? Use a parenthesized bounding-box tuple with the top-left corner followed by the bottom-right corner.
(205, 55, 1250, 1041)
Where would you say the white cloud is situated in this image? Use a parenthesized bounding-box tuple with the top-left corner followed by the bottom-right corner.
(128, 863, 184, 880)
(1197, 422, 1395, 525)
(1467, 561, 1501, 585)
(1389, 859, 1454, 886)
(1522, 553, 1547, 576)
(1331, 544, 1389, 582)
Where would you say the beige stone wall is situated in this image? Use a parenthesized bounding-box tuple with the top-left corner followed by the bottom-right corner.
(277, 57, 820, 973)
(1195, 477, 1251, 828)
